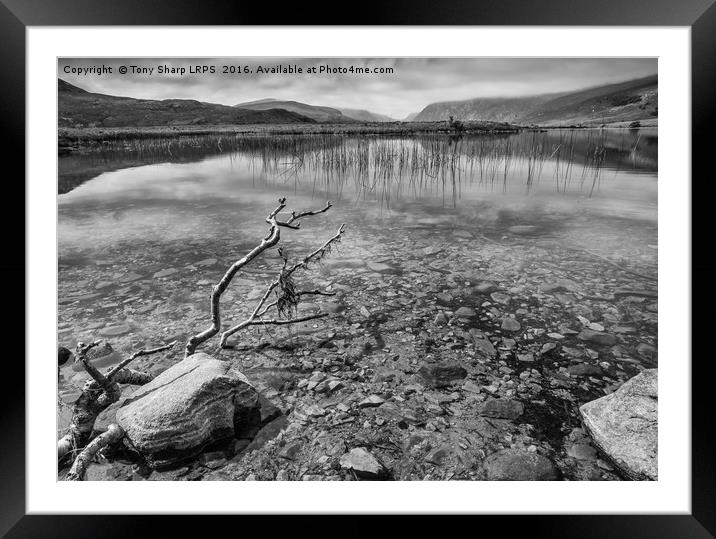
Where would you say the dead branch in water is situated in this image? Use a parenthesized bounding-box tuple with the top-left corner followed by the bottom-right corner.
(185, 197, 345, 355)
(65, 423, 125, 481)
(219, 223, 346, 348)
(57, 341, 176, 467)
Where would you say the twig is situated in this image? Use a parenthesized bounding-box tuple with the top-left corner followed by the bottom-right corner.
(106, 341, 177, 381)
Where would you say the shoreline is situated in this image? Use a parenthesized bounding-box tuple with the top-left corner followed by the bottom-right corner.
(58, 120, 657, 155)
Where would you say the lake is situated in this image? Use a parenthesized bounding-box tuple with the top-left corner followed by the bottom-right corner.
(58, 128, 658, 481)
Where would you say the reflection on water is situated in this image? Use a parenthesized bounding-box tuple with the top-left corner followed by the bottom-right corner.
(60, 128, 657, 224)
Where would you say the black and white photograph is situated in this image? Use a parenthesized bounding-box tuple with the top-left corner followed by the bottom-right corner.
(55, 57, 659, 483)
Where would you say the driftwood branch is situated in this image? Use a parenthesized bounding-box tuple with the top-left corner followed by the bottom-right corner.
(106, 341, 177, 381)
(219, 223, 346, 348)
(186, 198, 342, 355)
(58, 341, 176, 464)
(66, 423, 125, 481)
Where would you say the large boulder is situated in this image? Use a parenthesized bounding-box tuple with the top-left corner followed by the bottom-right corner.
(579, 369, 657, 480)
(116, 353, 260, 469)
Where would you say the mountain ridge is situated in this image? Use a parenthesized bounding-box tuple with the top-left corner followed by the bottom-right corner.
(414, 75, 658, 126)
(58, 79, 317, 128)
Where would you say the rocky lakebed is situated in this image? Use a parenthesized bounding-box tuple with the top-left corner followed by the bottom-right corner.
(58, 202, 658, 482)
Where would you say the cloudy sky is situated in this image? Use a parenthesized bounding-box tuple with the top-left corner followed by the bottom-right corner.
(59, 58, 656, 119)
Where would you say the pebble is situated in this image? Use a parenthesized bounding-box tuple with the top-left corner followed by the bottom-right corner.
(501, 318, 521, 332)
(454, 307, 477, 318)
(490, 292, 511, 305)
(358, 395, 385, 408)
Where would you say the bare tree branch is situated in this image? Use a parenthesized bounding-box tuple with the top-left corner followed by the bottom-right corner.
(218, 223, 345, 348)
(66, 423, 125, 481)
(58, 341, 174, 463)
(106, 340, 177, 381)
(187, 198, 340, 356)
(276, 200, 333, 229)
(185, 198, 289, 357)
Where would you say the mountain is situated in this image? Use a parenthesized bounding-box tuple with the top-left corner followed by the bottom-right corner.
(413, 75, 658, 126)
(58, 79, 316, 128)
(338, 108, 395, 122)
(234, 99, 351, 122)
(402, 112, 420, 122)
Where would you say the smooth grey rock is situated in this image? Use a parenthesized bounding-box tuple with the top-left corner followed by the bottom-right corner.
(579, 369, 657, 480)
(116, 353, 260, 469)
(367, 261, 396, 274)
(475, 282, 499, 294)
(473, 336, 497, 358)
(339, 447, 388, 479)
(358, 395, 385, 408)
(577, 329, 617, 346)
(454, 306, 477, 318)
(490, 292, 511, 304)
(567, 443, 598, 461)
(484, 449, 559, 480)
(501, 318, 521, 332)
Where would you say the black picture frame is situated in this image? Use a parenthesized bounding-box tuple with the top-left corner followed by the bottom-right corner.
(3, 0, 714, 535)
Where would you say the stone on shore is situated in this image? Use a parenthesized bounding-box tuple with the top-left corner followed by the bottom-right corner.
(579, 369, 657, 480)
(339, 447, 388, 479)
(483, 449, 559, 480)
(577, 329, 617, 346)
(116, 353, 261, 469)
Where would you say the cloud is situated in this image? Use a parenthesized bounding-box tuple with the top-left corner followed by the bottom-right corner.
(58, 57, 656, 118)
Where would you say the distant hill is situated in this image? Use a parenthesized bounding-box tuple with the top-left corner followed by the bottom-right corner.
(339, 108, 395, 122)
(402, 112, 420, 122)
(234, 99, 352, 123)
(58, 79, 316, 128)
(413, 75, 657, 126)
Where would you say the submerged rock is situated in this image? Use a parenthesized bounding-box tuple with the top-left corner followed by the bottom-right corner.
(58, 346, 72, 366)
(472, 335, 497, 358)
(418, 360, 468, 388)
(367, 261, 398, 274)
(567, 363, 603, 377)
(577, 329, 617, 346)
(500, 318, 521, 332)
(99, 323, 132, 338)
(339, 447, 388, 479)
(483, 449, 559, 480)
(579, 369, 657, 480)
(116, 353, 261, 469)
(153, 268, 179, 279)
(454, 306, 477, 318)
(480, 398, 524, 420)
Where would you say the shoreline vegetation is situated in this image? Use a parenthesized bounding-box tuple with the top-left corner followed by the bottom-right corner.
(58, 120, 657, 155)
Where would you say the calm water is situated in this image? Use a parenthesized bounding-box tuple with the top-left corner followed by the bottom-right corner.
(57, 128, 658, 415)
